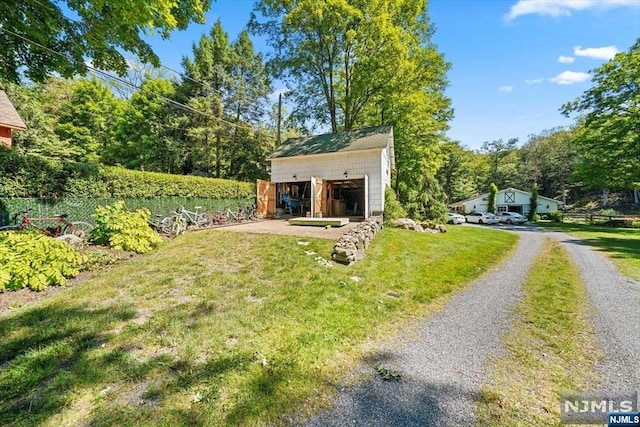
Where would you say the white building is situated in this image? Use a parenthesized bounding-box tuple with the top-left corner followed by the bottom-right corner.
(257, 125, 395, 219)
(449, 187, 563, 215)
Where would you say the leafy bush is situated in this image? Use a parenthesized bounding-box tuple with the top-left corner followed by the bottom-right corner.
(547, 211, 563, 222)
(0, 231, 87, 291)
(599, 208, 621, 216)
(92, 201, 162, 253)
(383, 186, 407, 226)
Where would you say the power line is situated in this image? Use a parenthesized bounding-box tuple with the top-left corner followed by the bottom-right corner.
(0, 26, 275, 140)
(27, 0, 250, 105)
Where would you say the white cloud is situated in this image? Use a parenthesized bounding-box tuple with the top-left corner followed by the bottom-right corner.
(573, 45, 619, 60)
(525, 78, 544, 84)
(549, 71, 590, 85)
(499, 85, 514, 92)
(558, 55, 575, 63)
(505, 0, 639, 21)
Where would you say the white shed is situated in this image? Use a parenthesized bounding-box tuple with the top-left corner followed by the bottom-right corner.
(449, 187, 563, 215)
(257, 125, 395, 219)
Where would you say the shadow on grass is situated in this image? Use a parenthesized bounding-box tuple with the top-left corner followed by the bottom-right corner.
(0, 301, 257, 426)
(0, 302, 136, 426)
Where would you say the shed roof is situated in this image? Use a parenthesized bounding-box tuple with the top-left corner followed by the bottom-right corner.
(269, 125, 394, 167)
(0, 91, 26, 130)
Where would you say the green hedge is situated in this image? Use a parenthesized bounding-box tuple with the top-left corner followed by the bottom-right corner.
(0, 152, 255, 199)
(102, 167, 255, 199)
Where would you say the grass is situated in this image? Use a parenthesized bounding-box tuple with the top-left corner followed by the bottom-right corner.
(476, 239, 601, 426)
(0, 226, 517, 426)
(537, 221, 640, 280)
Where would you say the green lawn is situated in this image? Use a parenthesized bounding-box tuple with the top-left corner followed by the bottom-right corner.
(0, 226, 517, 426)
(537, 222, 640, 280)
(476, 239, 601, 426)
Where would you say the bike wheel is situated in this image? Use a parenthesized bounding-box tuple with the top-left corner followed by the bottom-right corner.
(169, 214, 187, 236)
(63, 222, 94, 240)
(197, 213, 214, 228)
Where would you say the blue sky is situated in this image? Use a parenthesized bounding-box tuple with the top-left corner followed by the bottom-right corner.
(146, 0, 640, 150)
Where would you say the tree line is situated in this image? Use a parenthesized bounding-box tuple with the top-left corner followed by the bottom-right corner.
(1, 0, 637, 217)
(440, 39, 639, 209)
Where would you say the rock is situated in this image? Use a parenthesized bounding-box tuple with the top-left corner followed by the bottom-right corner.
(331, 216, 382, 265)
(436, 224, 447, 233)
(55, 234, 84, 250)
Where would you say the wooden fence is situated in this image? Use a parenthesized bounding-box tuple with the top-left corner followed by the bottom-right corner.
(560, 212, 640, 226)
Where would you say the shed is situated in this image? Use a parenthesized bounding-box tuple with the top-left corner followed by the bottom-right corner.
(258, 125, 395, 219)
(0, 90, 27, 149)
(449, 187, 563, 215)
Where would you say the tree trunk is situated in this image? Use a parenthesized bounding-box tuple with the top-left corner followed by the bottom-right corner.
(602, 189, 609, 207)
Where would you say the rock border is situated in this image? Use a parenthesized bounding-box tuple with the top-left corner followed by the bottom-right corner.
(332, 216, 383, 266)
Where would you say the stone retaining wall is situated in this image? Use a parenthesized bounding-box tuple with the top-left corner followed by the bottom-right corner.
(332, 216, 383, 266)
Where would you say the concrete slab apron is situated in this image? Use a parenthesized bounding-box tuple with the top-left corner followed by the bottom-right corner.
(304, 233, 544, 427)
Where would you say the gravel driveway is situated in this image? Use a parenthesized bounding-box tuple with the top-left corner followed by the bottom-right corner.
(301, 225, 640, 426)
(546, 230, 640, 391)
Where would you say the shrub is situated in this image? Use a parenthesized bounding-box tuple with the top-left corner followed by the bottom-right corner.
(599, 208, 621, 216)
(547, 211, 563, 222)
(528, 183, 538, 222)
(0, 231, 87, 291)
(383, 186, 407, 226)
(92, 201, 162, 254)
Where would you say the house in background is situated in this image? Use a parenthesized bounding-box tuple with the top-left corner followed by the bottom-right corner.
(449, 187, 563, 215)
(257, 125, 395, 219)
(0, 90, 26, 149)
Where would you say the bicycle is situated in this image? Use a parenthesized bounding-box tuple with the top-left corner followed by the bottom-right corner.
(173, 206, 213, 229)
(223, 206, 246, 223)
(246, 204, 263, 221)
(0, 208, 94, 241)
(148, 214, 186, 237)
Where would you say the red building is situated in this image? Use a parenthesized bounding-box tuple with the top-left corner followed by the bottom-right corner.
(0, 90, 27, 149)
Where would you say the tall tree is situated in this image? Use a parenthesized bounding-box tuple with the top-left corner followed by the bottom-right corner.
(180, 22, 273, 180)
(528, 183, 538, 221)
(561, 39, 640, 193)
(251, 0, 449, 132)
(516, 127, 578, 198)
(0, 0, 212, 83)
(181, 20, 234, 177)
(0, 82, 73, 159)
(52, 78, 123, 162)
(480, 138, 518, 189)
(227, 30, 273, 180)
(108, 77, 179, 171)
(437, 140, 480, 202)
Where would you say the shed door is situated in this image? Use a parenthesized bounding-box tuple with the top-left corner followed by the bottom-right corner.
(312, 177, 325, 217)
(364, 174, 369, 219)
(257, 179, 276, 218)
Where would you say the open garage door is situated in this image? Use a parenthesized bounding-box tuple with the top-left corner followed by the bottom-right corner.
(256, 179, 276, 218)
(311, 177, 327, 218)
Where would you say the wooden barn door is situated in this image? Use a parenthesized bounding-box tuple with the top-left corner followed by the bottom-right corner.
(256, 179, 275, 218)
(311, 177, 325, 217)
